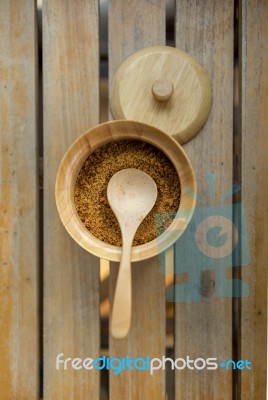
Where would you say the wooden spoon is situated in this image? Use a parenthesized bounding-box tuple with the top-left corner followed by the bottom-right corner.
(107, 168, 157, 339)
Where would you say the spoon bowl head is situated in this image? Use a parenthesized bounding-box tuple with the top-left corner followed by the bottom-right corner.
(107, 169, 157, 222)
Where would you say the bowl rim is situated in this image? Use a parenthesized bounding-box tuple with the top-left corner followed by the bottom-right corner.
(55, 120, 197, 262)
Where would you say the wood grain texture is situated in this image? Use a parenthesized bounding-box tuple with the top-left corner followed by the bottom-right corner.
(0, 1, 39, 399)
(240, 1, 268, 398)
(109, 0, 166, 79)
(175, 1, 233, 399)
(109, 258, 166, 399)
(43, 1, 100, 399)
(109, 1, 166, 399)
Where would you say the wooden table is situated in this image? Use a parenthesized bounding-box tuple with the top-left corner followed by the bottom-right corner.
(0, 1, 267, 399)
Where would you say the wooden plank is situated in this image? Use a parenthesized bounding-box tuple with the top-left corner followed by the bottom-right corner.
(175, 1, 234, 399)
(109, 1, 166, 399)
(240, 1, 268, 398)
(43, 1, 100, 398)
(0, 0, 39, 398)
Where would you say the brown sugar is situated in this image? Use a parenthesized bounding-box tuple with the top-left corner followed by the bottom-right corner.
(74, 140, 181, 246)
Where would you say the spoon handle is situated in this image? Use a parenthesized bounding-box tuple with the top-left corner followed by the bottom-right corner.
(111, 240, 132, 339)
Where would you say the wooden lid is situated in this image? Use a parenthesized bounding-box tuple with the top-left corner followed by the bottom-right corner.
(110, 46, 212, 144)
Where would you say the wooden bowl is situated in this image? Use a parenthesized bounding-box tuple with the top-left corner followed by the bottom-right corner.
(55, 120, 196, 262)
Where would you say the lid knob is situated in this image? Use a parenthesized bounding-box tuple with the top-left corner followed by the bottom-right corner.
(152, 79, 174, 102)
